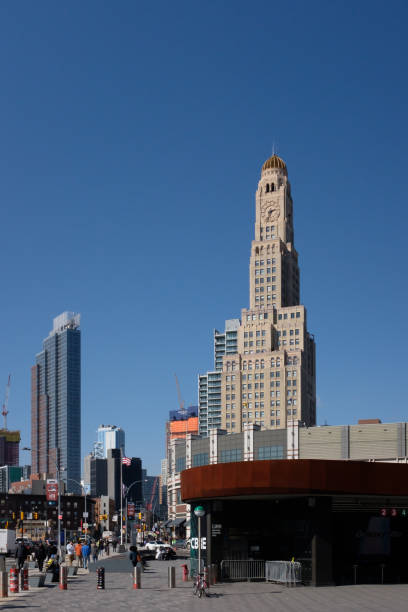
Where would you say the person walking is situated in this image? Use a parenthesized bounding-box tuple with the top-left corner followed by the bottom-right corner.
(15, 541, 28, 571)
(112, 537, 118, 553)
(36, 541, 47, 572)
(75, 541, 83, 568)
(81, 541, 91, 570)
(105, 539, 110, 556)
(99, 539, 105, 557)
(66, 541, 75, 566)
(129, 545, 138, 569)
(91, 541, 98, 563)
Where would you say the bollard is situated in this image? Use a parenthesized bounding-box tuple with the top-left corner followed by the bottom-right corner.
(97, 567, 105, 590)
(9, 568, 19, 593)
(211, 563, 218, 584)
(0, 571, 8, 597)
(20, 565, 29, 591)
(133, 565, 142, 590)
(181, 564, 188, 582)
(59, 565, 68, 590)
(168, 566, 176, 588)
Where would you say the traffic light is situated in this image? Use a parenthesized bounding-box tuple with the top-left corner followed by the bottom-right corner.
(138, 512, 142, 520)
(20, 512, 24, 520)
(33, 512, 38, 520)
(12, 512, 15, 519)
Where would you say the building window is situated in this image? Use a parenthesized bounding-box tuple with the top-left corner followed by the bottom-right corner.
(220, 448, 242, 463)
(258, 446, 284, 460)
(192, 453, 209, 467)
(175, 457, 186, 473)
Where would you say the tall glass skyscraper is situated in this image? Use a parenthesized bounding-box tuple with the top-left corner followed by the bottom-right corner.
(31, 312, 81, 493)
(95, 425, 125, 458)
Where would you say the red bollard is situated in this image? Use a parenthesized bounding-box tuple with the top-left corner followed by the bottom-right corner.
(9, 568, 19, 593)
(59, 566, 68, 590)
(133, 565, 141, 589)
(21, 566, 29, 591)
(181, 564, 188, 582)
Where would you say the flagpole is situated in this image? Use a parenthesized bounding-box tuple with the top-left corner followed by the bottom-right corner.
(120, 448, 123, 547)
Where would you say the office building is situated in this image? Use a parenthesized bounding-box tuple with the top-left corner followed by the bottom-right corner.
(95, 425, 125, 458)
(31, 312, 81, 492)
(123, 457, 142, 505)
(83, 454, 107, 498)
(0, 464, 31, 493)
(199, 155, 316, 434)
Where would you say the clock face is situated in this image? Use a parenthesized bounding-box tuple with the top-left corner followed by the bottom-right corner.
(261, 200, 280, 222)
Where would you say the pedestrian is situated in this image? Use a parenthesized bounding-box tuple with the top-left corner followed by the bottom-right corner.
(129, 545, 138, 569)
(105, 539, 110, 556)
(15, 541, 28, 571)
(99, 539, 105, 557)
(112, 537, 118, 553)
(81, 541, 91, 570)
(66, 541, 75, 566)
(75, 541, 83, 568)
(36, 541, 47, 572)
(91, 541, 98, 563)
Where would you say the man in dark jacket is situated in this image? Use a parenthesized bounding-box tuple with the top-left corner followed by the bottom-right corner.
(36, 541, 47, 572)
(15, 542, 28, 571)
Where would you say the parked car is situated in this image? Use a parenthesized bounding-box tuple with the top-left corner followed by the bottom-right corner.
(145, 540, 166, 551)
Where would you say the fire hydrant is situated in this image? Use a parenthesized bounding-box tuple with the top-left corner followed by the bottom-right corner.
(181, 564, 189, 582)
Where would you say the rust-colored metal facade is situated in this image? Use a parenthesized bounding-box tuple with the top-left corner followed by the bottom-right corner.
(181, 459, 408, 501)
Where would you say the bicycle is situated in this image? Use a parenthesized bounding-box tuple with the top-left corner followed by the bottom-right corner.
(193, 572, 209, 597)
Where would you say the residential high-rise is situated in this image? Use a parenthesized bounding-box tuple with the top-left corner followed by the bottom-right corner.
(199, 155, 316, 434)
(31, 312, 81, 492)
(198, 319, 239, 436)
(95, 425, 125, 458)
(0, 429, 20, 466)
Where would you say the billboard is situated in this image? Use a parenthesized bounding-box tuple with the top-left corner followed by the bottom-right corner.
(46, 479, 58, 502)
(127, 502, 135, 518)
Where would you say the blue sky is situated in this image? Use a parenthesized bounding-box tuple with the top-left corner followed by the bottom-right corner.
(1, 1, 407, 474)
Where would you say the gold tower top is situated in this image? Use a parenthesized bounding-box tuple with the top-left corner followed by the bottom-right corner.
(262, 154, 287, 172)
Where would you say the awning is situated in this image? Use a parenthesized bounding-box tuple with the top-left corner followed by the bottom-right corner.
(163, 519, 172, 527)
(167, 518, 186, 527)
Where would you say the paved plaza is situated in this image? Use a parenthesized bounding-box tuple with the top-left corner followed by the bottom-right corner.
(1, 553, 408, 612)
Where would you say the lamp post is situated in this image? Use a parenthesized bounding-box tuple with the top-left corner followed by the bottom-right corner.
(22, 446, 65, 560)
(194, 505, 205, 575)
(123, 479, 147, 545)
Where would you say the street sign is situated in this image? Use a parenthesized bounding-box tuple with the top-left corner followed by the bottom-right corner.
(112, 514, 118, 522)
(83, 512, 88, 518)
(58, 515, 63, 520)
(83, 523, 88, 529)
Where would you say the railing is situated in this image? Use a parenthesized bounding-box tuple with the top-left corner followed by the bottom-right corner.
(220, 559, 265, 581)
(265, 560, 302, 586)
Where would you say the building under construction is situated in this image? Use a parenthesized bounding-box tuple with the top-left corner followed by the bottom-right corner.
(0, 429, 20, 466)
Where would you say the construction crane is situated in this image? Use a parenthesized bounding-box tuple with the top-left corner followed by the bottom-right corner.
(2, 374, 11, 430)
(174, 374, 185, 413)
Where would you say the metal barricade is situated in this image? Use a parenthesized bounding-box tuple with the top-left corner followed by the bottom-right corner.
(220, 560, 265, 581)
(265, 561, 302, 586)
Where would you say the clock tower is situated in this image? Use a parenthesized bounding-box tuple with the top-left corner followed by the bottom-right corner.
(218, 154, 316, 434)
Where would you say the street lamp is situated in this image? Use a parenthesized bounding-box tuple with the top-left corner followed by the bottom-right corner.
(194, 505, 205, 575)
(22, 446, 65, 561)
(123, 479, 147, 546)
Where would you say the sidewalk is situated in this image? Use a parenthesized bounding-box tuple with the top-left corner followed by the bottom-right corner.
(1, 555, 408, 611)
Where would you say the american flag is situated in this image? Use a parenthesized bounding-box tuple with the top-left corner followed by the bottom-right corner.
(122, 456, 131, 466)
